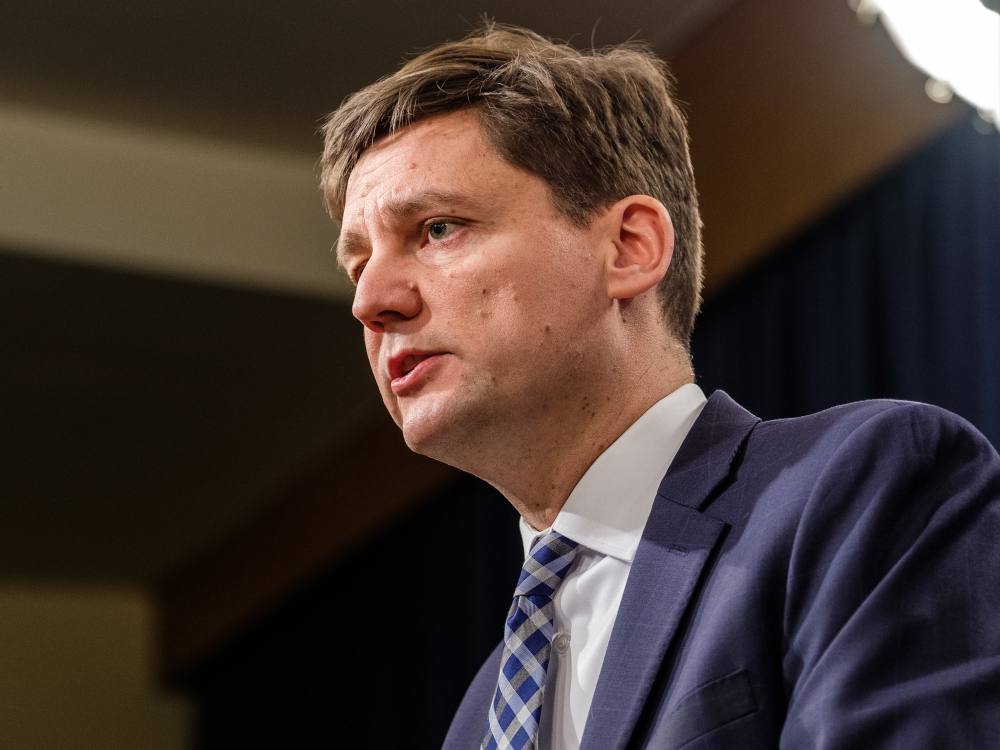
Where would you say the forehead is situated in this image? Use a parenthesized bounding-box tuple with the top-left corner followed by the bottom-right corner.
(344, 109, 498, 210)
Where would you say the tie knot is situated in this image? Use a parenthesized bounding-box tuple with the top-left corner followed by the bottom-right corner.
(514, 530, 580, 599)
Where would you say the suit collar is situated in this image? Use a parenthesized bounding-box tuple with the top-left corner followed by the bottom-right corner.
(654, 390, 760, 512)
(580, 390, 759, 750)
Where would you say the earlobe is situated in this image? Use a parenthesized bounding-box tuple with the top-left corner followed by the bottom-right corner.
(605, 196, 674, 301)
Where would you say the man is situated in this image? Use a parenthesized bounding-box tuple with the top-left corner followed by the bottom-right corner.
(321, 25, 1000, 750)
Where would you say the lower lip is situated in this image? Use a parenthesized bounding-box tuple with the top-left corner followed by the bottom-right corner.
(390, 354, 446, 395)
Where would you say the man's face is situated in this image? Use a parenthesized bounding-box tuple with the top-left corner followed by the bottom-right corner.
(338, 109, 611, 459)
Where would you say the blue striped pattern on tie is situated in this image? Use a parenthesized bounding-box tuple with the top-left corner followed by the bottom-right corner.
(482, 531, 580, 750)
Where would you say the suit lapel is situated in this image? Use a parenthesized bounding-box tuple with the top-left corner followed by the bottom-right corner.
(441, 642, 502, 749)
(579, 391, 759, 750)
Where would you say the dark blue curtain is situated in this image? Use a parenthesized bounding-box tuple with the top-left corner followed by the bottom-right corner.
(190, 476, 520, 749)
(187, 117, 1000, 748)
(693, 117, 1000, 447)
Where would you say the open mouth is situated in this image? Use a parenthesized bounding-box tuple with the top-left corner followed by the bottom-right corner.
(388, 351, 447, 394)
(400, 354, 428, 376)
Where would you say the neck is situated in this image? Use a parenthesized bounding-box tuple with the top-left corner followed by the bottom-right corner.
(477, 354, 693, 530)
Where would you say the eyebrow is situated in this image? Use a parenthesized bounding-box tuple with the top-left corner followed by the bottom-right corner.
(335, 229, 368, 271)
(335, 190, 485, 269)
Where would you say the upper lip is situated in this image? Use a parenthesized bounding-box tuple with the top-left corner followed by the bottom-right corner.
(387, 349, 446, 380)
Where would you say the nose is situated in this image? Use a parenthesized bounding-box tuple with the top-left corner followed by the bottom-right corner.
(351, 250, 422, 333)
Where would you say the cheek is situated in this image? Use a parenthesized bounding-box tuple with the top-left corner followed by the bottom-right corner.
(364, 333, 381, 375)
(465, 281, 521, 331)
(434, 273, 503, 324)
(473, 284, 562, 355)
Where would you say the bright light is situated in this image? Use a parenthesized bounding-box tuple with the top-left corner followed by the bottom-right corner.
(854, 0, 1000, 128)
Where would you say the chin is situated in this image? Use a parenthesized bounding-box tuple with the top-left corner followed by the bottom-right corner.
(395, 403, 446, 454)
(397, 401, 487, 468)
(399, 422, 435, 455)
(399, 415, 456, 460)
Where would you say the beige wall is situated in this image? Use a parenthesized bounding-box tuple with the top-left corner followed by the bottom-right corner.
(0, 102, 348, 301)
(0, 583, 190, 750)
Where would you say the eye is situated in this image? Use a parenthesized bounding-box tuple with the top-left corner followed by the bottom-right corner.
(426, 221, 457, 242)
(349, 262, 366, 284)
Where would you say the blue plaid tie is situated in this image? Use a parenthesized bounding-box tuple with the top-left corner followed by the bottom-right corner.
(482, 531, 580, 750)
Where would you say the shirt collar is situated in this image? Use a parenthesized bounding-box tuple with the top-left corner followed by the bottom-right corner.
(520, 383, 707, 563)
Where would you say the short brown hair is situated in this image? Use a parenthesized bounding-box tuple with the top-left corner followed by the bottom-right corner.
(320, 24, 704, 347)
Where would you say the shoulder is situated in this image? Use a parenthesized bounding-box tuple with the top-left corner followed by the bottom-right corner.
(744, 397, 998, 479)
(729, 398, 1000, 620)
(714, 396, 1000, 587)
(751, 404, 1000, 739)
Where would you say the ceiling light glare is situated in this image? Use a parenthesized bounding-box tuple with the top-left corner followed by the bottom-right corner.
(854, 0, 1000, 129)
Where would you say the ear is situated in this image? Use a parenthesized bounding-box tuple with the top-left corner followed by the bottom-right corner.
(603, 195, 674, 301)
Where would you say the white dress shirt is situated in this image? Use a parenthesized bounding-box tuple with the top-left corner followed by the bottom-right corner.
(518, 383, 707, 750)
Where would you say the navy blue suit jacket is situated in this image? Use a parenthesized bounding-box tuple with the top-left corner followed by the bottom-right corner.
(443, 391, 1000, 749)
